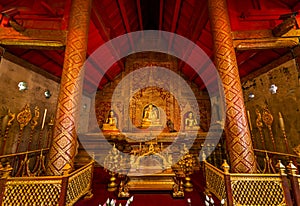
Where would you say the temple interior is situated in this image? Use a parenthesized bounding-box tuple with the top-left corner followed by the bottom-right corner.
(0, 0, 300, 205)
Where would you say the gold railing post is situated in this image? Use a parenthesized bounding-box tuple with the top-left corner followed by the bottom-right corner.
(0, 177, 6, 205)
(58, 163, 71, 206)
(0, 163, 12, 205)
(276, 160, 293, 206)
(221, 160, 233, 206)
(287, 161, 300, 206)
(58, 175, 69, 206)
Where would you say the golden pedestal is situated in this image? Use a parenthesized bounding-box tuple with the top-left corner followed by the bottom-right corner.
(127, 171, 175, 191)
(118, 170, 184, 198)
(185, 126, 200, 131)
(102, 124, 119, 131)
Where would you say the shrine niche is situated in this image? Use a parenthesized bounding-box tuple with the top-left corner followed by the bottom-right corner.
(93, 52, 211, 133)
(129, 86, 180, 132)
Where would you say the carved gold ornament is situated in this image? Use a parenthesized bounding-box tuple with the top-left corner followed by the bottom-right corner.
(17, 104, 32, 130)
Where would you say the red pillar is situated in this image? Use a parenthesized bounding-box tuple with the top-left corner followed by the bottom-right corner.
(208, 0, 256, 173)
(47, 0, 92, 175)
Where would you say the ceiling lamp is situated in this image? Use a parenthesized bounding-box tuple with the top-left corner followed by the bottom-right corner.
(18, 81, 27, 91)
(44, 90, 51, 98)
(269, 84, 278, 94)
(248, 92, 255, 99)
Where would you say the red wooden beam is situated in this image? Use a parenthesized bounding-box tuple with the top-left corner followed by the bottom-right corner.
(159, 0, 164, 30)
(190, 59, 213, 82)
(178, 1, 209, 71)
(118, 0, 131, 32)
(168, 0, 182, 50)
(136, 0, 143, 30)
(91, 7, 124, 72)
(61, 0, 72, 29)
(88, 54, 113, 82)
(41, 50, 64, 66)
(117, 0, 135, 48)
(170, 0, 182, 32)
(236, 50, 258, 66)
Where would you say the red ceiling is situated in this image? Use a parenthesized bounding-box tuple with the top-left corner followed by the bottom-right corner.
(0, 0, 300, 93)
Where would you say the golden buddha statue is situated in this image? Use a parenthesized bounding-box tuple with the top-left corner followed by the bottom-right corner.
(184, 111, 200, 131)
(141, 104, 161, 128)
(102, 110, 118, 131)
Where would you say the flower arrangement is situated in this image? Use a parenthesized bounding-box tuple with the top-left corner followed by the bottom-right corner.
(99, 196, 134, 206)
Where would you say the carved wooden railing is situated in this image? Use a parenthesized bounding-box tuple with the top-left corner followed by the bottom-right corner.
(0, 148, 49, 177)
(203, 159, 227, 201)
(0, 160, 94, 206)
(203, 160, 294, 206)
(254, 149, 300, 174)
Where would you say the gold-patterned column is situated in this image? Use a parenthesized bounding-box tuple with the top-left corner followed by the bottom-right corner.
(208, 0, 256, 173)
(47, 0, 92, 175)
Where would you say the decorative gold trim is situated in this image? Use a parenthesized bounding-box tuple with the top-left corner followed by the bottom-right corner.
(204, 161, 226, 201)
(66, 161, 93, 206)
(230, 175, 286, 206)
(0, 27, 66, 49)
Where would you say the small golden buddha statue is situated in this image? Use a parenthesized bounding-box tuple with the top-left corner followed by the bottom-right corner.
(102, 110, 118, 131)
(141, 104, 161, 128)
(184, 112, 200, 131)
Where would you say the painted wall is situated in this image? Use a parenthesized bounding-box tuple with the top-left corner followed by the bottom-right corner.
(243, 59, 300, 157)
(0, 58, 59, 154)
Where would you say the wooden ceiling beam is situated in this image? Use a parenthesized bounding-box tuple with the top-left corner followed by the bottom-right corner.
(3, 52, 60, 83)
(0, 27, 66, 49)
(241, 50, 295, 83)
(168, 0, 182, 50)
(88, 55, 113, 82)
(117, 0, 134, 49)
(178, 2, 209, 73)
(170, 0, 182, 32)
(159, 0, 164, 30)
(41, 50, 64, 66)
(232, 29, 300, 50)
(118, 0, 132, 33)
(190, 59, 213, 82)
(136, 0, 143, 30)
(91, 7, 124, 72)
(236, 51, 258, 66)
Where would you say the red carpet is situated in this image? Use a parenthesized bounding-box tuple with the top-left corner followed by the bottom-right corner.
(75, 167, 220, 206)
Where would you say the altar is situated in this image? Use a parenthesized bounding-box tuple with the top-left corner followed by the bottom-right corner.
(114, 140, 186, 198)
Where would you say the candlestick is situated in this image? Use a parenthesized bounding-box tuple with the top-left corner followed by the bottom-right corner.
(41, 108, 47, 130)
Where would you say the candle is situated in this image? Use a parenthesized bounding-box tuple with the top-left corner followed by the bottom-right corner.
(247, 110, 252, 131)
(41, 108, 47, 130)
(279, 112, 285, 131)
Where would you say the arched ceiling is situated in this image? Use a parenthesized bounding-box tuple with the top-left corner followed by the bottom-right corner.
(0, 0, 300, 93)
